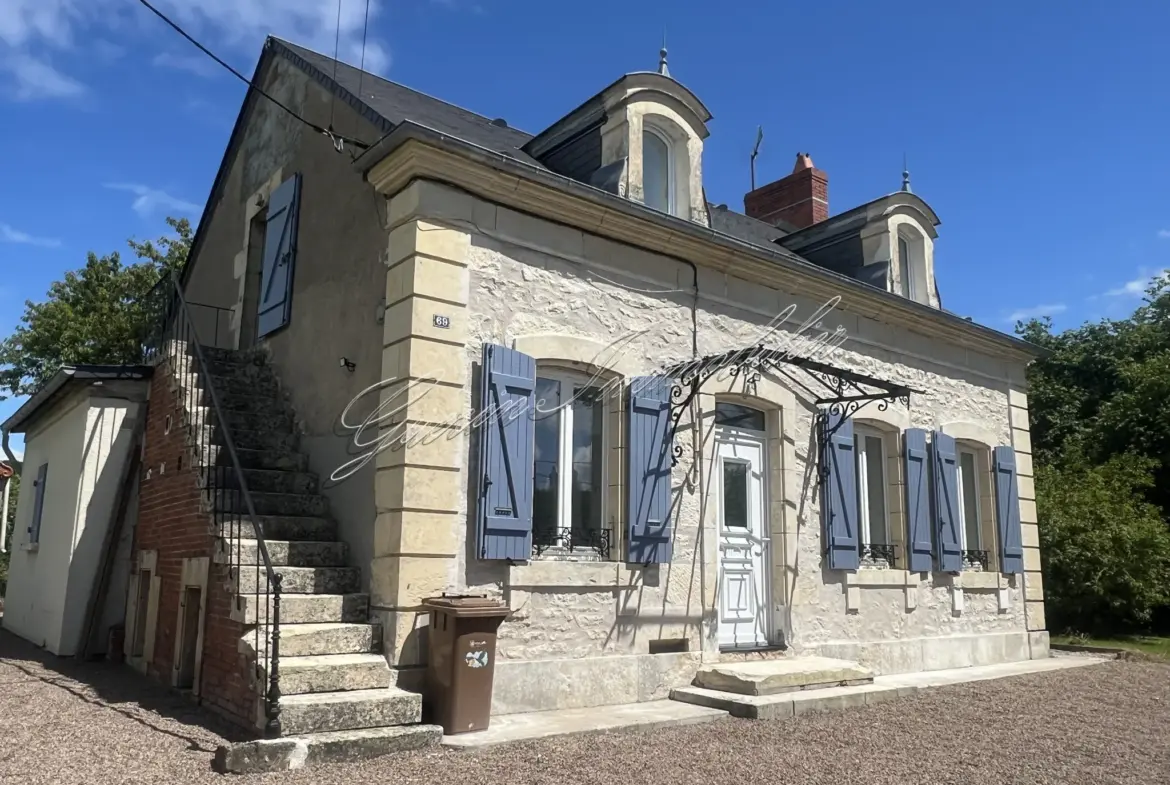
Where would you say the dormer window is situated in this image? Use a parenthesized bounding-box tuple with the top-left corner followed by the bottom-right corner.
(642, 127, 673, 214)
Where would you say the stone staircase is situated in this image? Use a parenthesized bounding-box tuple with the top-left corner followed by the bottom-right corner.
(167, 345, 440, 772)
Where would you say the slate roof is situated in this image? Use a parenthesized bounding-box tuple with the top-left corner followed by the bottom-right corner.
(271, 39, 545, 168)
(708, 203, 792, 246)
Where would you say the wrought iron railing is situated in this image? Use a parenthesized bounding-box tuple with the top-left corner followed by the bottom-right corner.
(532, 526, 612, 560)
(140, 273, 283, 737)
(961, 549, 990, 571)
(860, 543, 897, 566)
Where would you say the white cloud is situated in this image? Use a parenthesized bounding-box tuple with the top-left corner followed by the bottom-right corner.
(1005, 303, 1067, 323)
(0, 223, 62, 248)
(0, 0, 390, 101)
(153, 51, 221, 78)
(1103, 268, 1170, 298)
(103, 183, 202, 218)
(2, 53, 84, 99)
(1159, 230, 1170, 239)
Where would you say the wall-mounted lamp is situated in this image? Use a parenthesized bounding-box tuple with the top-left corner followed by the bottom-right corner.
(339, 357, 356, 372)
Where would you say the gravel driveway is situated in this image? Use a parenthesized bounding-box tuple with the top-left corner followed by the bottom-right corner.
(1, 630, 1167, 785)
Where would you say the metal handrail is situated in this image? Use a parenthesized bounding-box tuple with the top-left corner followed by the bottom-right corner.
(144, 272, 283, 737)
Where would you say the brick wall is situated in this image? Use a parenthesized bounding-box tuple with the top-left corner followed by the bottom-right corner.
(132, 361, 257, 732)
(744, 166, 829, 229)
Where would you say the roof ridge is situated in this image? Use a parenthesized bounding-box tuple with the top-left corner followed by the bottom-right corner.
(268, 36, 529, 136)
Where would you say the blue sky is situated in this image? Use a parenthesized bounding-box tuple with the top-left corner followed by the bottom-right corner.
(2, 0, 1169, 457)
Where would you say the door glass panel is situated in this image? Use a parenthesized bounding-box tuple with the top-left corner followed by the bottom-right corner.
(959, 450, 981, 550)
(714, 402, 766, 431)
(722, 461, 749, 529)
(532, 377, 561, 547)
(862, 434, 887, 544)
(571, 386, 604, 546)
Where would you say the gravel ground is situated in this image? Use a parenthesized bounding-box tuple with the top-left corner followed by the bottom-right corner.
(1, 630, 1167, 785)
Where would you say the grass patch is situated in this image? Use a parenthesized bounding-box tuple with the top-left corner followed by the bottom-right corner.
(1051, 633, 1170, 660)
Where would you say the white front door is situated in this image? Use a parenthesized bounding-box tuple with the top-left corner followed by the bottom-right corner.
(716, 431, 770, 650)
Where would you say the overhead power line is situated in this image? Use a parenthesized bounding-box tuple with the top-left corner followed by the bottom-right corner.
(135, 0, 369, 152)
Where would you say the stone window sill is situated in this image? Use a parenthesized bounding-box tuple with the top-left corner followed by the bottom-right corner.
(955, 571, 1002, 590)
(20, 542, 39, 553)
(846, 569, 916, 587)
(510, 559, 637, 589)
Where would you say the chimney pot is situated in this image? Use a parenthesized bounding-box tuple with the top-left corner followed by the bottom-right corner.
(744, 152, 829, 230)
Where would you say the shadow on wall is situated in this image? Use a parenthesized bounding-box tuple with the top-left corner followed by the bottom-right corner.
(59, 408, 137, 658)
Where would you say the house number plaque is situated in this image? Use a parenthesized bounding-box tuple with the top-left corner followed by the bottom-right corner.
(433, 314, 451, 329)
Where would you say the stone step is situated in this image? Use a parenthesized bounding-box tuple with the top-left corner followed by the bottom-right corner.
(192, 346, 245, 364)
(214, 724, 443, 774)
(670, 681, 912, 720)
(240, 622, 380, 659)
(205, 425, 298, 453)
(237, 592, 369, 625)
(208, 446, 309, 473)
(203, 372, 282, 399)
(692, 657, 873, 697)
(183, 381, 290, 416)
(278, 688, 422, 736)
(280, 653, 391, 695)
(214, 468, 318, 496)
(215, 490, 328, 517)
(234, 565, 360, 595)
(231, 538, 348, 567)
(224, 515, 337, 542)
(196, 353, 271, 379)
(210, 406, 295, 436)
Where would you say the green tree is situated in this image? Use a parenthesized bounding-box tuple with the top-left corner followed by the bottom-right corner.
(1037, 453, 1170, 634)
(0, 217, 192, 400)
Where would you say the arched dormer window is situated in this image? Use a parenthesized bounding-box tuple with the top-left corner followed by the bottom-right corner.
(642, 126, 673, 215)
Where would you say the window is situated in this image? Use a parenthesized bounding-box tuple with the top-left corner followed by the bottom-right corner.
(532, 370, 609, 558)
(28, 463, 47, 545)
(898, 236, 912, 299)
(956, 447, 989, 570)
(642, 128, 673, 215)
(897, 227, 928, 304)
(714, 401, 766, 432)
(854, 428, 892, 566)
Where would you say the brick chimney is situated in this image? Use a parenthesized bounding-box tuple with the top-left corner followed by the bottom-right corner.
(744, 152, 829, 229)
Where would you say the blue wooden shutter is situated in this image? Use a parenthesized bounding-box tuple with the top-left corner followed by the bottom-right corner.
(29, 463, 48, 544)
(994, 446, 1025, 574)
(904, 428, 933, 572)
(257, 174, 302, 338)
(821, 412, 859, 571)
(627, 376, 673, 564)
(476, 344, 536, 560)
(932, 431, 962, 572)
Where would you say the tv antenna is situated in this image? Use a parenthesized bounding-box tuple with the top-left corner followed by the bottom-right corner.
(750, 126, 764, 191)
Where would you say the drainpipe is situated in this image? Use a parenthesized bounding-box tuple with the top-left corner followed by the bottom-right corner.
(677, 253, 706, 655)
(1, 429, 15, 554)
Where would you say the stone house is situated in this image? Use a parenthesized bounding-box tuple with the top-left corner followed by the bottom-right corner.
(115, 36, 1047, 756)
